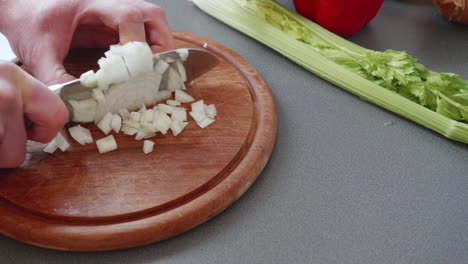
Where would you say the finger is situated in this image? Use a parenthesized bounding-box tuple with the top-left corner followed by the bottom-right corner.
(0, 77, 27, 168)
(139, 4, 175, 52)
(6, 63, 68, 143)
(20, 77, 69, 143)
(119, 21, 146, 44)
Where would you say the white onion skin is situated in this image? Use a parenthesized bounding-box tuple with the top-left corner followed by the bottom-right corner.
(433, 0, 468, 24)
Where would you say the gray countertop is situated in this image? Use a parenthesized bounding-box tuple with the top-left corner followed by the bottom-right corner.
(1, 0, 467, 263)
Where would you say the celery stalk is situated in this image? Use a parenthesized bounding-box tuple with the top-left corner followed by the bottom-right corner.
(193, 0, 468, 143)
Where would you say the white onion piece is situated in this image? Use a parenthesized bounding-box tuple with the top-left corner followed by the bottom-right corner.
(143, 140, 155, 154)
(155, 90, 173, 103)
(170, 120, 189, 136)
(97, 55, 130, 85)
(122, 125, 139, 136)
(166, 67, 185, 92)
(95, 69, 111, 90)
(176, 49, 189, 61)
(130, 112, 142, 122)
(153, 112, 171, 135)
(80, 70, 98, 88)
(141, 109, 154, 124)
(191, 100, 205, 114)
(119, 108, 130, 120)
(157, 104, 175, 114)
(154, 59, 169, 75)
(123, 119, 140, 128)
(70, 99, 97, 123)
(97, 112, 114, 135)
(175, 90, 195, 103)
(43, 140, 59, 154)
(173, 60, 187, 82)
(197, 117, 215, 129)
(110, 42, 153, 77)
(92, 89, 106, 105)
(96, 135, 118, 154)
(189, 111, 206, 123)
(111, 114, 122, 133)
(135, 128, 155, 140)
(68, 125, 93, 145)
(165, 57, 176, 63)
(166, 100, 181, 106)
(138, 105, 147, 113)
(104, 51, 113, 58)
(171, 109, 187, 122)
(54, 132, 71, 152)
(205, 104, 217, 119)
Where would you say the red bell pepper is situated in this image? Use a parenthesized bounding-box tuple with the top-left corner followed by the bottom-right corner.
(293, 0, 385, 37)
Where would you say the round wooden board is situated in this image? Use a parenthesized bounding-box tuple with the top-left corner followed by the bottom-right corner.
(0, 31, 277, 251)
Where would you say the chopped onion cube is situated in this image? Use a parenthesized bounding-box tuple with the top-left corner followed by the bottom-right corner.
(70, 99, 97, 123)
(158, 104, 175, 114)
(80, 70, 98, 88)
(166, 67, 185, 91)
(68, 125, 93, 145)
(95, 69, 111, 90)
(96, 135, 118, 154)
(130, 112, 142, 122)
(190, 111, 206, 122)
(135, 128, 156, 140)
(197, 117, 216, 129)
(155, 90, 173, 102)
(164, 56, 176, 63)
(143, 140, 155, 154)
(175, 90, 195, 103)
(205, 104, 217, 119)
(138, 105, 147, 113)
(176, 49, 189, 61)
(153, 113, 171, 135)
(119, 108, 131, 120)
(122, 125, 139, 136)
(170, 120, 188, 136)
(171, 109, 187, 122)
(123, 119, 140, 129)
(109, 42, 153, 77)
(173, 60, 187, 82)
(167, 100, 181, 106)
(54, 132, 71, 152)
(97, 112, 114, 135)
(141, 109, 154, 124)
(43, 140, 59, 154)
(92, 88, 106, 105)
(97, 55, 130, 85)
(111, 114, 122, 133)
(104, 51, 113, 58)
(203, 43, 208, 48)
(191, 100, 205, 113)
(154, 59, 169, 74)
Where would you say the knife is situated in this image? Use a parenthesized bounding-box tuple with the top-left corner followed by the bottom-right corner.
(26, 48, 219, 127)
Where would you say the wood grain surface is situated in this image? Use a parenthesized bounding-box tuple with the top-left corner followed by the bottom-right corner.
(0, 31, 277, 251)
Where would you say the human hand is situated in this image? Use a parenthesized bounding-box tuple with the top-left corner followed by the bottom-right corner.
(0, 0, 175, 85)
(0, 61, 68, 168)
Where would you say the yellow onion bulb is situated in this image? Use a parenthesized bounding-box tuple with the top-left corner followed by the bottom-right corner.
(433, 0, 468, 24)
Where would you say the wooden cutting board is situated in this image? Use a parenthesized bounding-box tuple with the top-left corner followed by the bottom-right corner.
(0, 31, 277, 251)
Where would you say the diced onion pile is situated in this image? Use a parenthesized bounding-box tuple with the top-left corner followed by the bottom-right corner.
(44, 42, 217, 155)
